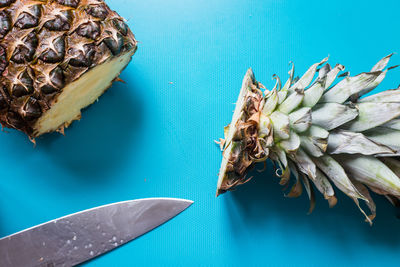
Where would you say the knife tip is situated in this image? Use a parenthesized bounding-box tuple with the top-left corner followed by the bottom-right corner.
(179, 198, 194, 208)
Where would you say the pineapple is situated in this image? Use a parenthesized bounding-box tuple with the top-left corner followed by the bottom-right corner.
(0, 0, 137, 140)
(217, 54, 400, 223)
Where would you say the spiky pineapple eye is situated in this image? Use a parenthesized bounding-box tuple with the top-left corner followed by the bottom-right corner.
(14, 5, 41, 29)
(11, 32, 38, 64)
(39, 35, 66, 63)
(43, 11, 71, 31)
(112, 19, 128, 36)
(12, 69, 33, 97)
(49, 66, 65, 88)
(86, 4, 108, 19)
(103, 32, 123, 55)
(76, 21, 100, 40)
(68, 43, 96, 67)
(40, 84, 57, 95)
(21, 97, 41, 121)
(39, 66, 65, 95)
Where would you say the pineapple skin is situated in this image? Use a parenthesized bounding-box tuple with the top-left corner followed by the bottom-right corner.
(0, 0, 137, 138)
(217, 55, 400, 223)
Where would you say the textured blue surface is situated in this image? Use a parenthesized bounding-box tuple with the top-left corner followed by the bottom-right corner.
(1, 0, 400, 266)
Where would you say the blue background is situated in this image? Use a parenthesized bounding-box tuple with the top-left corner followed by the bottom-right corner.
(1, 0, 400, 266)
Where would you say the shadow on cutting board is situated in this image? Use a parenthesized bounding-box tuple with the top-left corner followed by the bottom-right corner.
(224, 161, 400, 248)
(36, 72, 144, 179)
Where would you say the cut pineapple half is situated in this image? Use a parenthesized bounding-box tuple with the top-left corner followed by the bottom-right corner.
(0, 0, 138, 138)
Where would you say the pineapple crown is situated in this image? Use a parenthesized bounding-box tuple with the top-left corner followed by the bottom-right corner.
(217, 54, 400, 224)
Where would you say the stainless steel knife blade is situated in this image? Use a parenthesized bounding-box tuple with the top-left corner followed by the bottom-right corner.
(0, 198, 193, 267)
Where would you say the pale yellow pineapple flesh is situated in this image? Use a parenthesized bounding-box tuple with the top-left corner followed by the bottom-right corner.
(33, 51, 134, 137)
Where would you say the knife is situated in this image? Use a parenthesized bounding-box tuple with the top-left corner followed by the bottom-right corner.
(0, 198, 193, 267)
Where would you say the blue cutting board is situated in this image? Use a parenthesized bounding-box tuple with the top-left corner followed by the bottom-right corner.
(1, 0, 400, 266)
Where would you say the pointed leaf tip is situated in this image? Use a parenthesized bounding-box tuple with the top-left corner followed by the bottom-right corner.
(313, 155, 366, 201)
(289, 57, 328, 93)
(371, 53, 394, 72)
